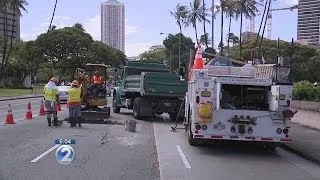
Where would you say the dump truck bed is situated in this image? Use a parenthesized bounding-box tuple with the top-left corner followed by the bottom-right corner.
(122, 61, 187, 98)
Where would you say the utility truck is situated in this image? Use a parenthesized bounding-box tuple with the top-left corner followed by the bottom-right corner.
(183, 42, 297, 149)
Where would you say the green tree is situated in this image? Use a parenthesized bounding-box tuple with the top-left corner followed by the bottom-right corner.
(89, 41, 126, 67)
(200, 33, 211, 46)
(236, 0, 258, 60)
(228, 38, 319, 82)
(139, 45, 166, 63)
(225, 0, 239, 53)
(227, 33, 240, 46)
(218, 0, 227, 55)
(170, 4, 189, 35)
(0, 0, 28, 81)
(7, 40, 44, 86)
(35, 27, 94, 79)
(163, 33, 195, 70)
(201, 0, 210, 47)
(73, 23, 85, 31)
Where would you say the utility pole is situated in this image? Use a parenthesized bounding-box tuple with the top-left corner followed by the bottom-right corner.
(211, 0, 215, 48)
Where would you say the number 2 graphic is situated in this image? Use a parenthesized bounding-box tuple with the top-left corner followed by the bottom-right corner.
(60, 147, 72, 162)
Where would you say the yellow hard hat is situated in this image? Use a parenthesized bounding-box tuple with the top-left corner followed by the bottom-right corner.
(71, 80, 79, 86)
(50, 77, 58, 82)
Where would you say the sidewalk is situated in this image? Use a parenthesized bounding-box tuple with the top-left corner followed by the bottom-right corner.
(0, 94, 43, 101)
(281, 122, 320, 165)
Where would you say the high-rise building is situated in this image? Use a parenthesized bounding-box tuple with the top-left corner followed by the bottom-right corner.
(101, 0, 125, 53)
(0, 2, 20, 39)
(297, 0, 320, 45)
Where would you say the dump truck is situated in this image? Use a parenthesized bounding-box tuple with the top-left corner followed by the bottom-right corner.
(112, 61, 188, 120)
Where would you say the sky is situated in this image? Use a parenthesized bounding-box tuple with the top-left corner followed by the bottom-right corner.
(20, 0, 299, 57)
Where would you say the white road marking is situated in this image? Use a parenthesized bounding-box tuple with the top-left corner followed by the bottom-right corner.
(278, 148, 320, 179)
(176, 145, 191, 169)
(30, 144, 60, 163)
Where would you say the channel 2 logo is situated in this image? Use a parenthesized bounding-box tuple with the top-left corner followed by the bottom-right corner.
(55, 145, 75, 165)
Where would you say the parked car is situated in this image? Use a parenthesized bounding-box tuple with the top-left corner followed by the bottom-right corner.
(106, 84, 112, 97)
(58, 85, 71, 103)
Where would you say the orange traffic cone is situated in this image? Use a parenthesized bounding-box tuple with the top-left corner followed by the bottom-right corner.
(189, 45, 204, 81)
(39, 100, 46, 116)
(25, 102, 33, 120)
(57, 101, 62, 111)
(5, 104, 15, 124)
(193, 45, 204, 69)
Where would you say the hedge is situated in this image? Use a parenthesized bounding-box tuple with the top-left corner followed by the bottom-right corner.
(293, 81, 320, 101)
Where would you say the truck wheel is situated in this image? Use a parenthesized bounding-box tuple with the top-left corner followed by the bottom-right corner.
(187, 111, 198, 146)
(133, 98, 142, 120)
(112, 99, 121, 113)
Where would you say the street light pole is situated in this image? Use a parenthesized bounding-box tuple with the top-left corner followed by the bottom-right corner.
(211, 0, 215, 48)
(160, 32, 175, 71)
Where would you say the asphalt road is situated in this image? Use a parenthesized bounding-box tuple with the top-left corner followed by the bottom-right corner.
(0, 97, 160, 180)
(0, 97, 320, 180)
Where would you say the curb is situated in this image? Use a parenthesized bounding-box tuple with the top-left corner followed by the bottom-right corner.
(0, 95, 43, 101)
(281, 144, 320, 166)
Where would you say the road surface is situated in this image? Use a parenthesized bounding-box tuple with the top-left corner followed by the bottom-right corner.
(0, 97, 319, 180)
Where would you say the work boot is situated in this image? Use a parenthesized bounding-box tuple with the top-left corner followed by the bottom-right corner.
(77, 117, 82, 127)
(70, 118, 75, 127)
(47, 118, 52, 126)
(53, 118, 59, 126)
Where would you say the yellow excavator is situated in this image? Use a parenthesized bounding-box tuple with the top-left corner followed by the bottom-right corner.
(74, 63, 111, 123)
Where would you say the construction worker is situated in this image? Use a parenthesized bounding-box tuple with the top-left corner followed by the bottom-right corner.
(89, 71, 105, 96)
(67, 80, 82, 127)
(43, 77, 60, 126)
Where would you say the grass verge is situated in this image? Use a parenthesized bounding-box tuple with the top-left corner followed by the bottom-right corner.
(0, 86, 43, 97)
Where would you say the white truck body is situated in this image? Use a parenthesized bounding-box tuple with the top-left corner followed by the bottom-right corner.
(185, 64, 294, 146)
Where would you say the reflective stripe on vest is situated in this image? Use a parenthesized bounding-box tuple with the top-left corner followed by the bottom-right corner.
(68, 88, 81, 103)
(93, 76, 102, 84)
(44, 84, 57, 101)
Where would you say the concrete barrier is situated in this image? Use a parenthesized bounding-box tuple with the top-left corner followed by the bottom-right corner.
(291, 100, 320, 130)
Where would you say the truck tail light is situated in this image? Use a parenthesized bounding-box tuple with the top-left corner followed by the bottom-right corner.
(196, 96, 200, 104)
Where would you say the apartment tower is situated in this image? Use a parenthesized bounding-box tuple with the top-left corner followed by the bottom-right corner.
(0, 2, 20, 39)
(297, 0, 320, 44)
(101, 0, 125, 52)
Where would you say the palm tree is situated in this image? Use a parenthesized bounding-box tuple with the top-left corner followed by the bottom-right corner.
(73, 23, 85, 31)
(225, 0, 239, 54)
(201, 0, 211, 48)
(170, 4, 189, 70)
(200, 33, 211, 46)
(218, 0, 227, 55)
(236, 0, 258, 60)
(187, 0, 204, 44)
(170, 4, 189, 35)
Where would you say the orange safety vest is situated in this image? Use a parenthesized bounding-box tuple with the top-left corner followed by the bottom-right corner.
(92, 76, 102, 84)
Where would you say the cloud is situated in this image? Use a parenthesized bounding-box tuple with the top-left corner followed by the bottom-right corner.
(125, 42, 152, 57)
(126, 25, 137, 36)
(283, 0, 298, 6)
(83, 15, 100, 40)
(21, 14, 145, 57)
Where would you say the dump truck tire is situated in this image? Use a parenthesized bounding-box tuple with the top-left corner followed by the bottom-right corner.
(112, 99, 121, 113)
(133, 98, 142, 120)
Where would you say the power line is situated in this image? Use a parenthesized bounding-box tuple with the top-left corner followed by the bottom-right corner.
(47, 0, 58, 33)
